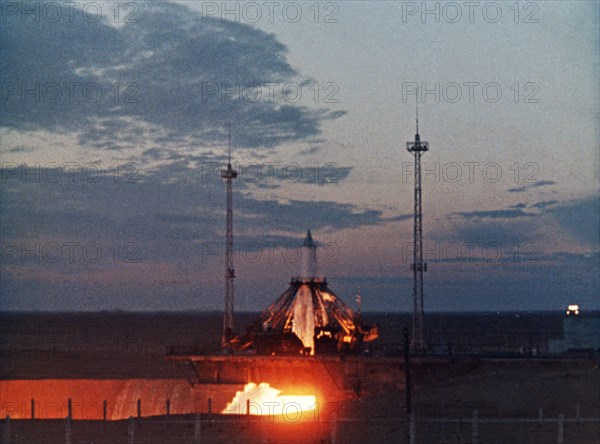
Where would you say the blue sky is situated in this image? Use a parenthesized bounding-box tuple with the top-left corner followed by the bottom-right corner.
(1, 1, 598, 312)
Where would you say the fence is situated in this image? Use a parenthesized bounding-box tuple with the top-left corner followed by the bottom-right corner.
(2, 411, 599, 444)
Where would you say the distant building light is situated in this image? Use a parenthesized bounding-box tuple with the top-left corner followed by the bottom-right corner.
(566, 304, 580, 316)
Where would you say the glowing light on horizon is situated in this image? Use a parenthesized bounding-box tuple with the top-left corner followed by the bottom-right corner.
(222, 382, 316, 416)
(566, 304, 580, 315)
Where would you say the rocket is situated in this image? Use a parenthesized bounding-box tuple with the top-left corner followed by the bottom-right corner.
(300, 230, 317, 279)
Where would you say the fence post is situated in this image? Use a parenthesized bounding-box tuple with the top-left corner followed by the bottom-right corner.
(3, 415, 10, 444)
(409, 412, 416, 444)
(103, 401, 107, 422)
(64, 416, 71, 444)
(557, 414, 564, 444)
(31, 399, 35, 420)
(538, 407, 543, 427)
(166, 399, 170, 418)
(246, 399, 250, 416)
(471, 410, 478, 444)
(137, 399, 141, 420)
(68, 399, 72, 420)
(128, 416, 135, 444)
(194, 413, 201, 444)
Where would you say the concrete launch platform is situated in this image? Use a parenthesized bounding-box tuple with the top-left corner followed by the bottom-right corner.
(165, 353, 480, 405)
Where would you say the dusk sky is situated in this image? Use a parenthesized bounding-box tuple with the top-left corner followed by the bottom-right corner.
(1, 1, 598, 312)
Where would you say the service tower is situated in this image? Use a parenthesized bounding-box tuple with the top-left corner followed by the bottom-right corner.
(221, 126, 238, 348)
(406, 106, 429, 352)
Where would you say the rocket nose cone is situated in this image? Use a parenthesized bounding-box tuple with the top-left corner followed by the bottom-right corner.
(303, 230, 316, 248)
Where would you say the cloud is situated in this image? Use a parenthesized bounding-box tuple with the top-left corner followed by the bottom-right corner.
(451, 208, 534, 220)
(298, 146, 321, 155)
(0, 163, 386, 264)
(529, 200, 559, 209)
(450, 221, 533, 248)
(288, 165, 352, 185)
(507, 180, 556, 193)
(442, 196, 599, 259)
(542, 196, 599, 247)
(1, 2, 344, 150)
(236, 198, 385, 231)
(254, 182, 281, 189)
(384, 214, 413, 222)
(6, 146, 36, 153)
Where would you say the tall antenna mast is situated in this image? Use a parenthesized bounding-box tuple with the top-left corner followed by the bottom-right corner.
(221, 123, 237, 348)
(406, 92, 428, 352)
(227, 125, 232, 165)
(415, 92, 419, 135)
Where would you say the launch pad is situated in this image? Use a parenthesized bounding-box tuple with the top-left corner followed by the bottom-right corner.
(217, 231, 380, 357)
(165, 352, 480, 406)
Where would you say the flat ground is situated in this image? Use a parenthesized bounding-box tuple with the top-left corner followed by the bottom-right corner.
(1, 312, 599, 443)
(2, 358, 598, 443)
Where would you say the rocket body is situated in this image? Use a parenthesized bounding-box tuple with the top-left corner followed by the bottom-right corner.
(300, 230, 317, 279)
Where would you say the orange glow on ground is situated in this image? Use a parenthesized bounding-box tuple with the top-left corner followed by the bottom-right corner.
(222, 382, 317, 416)
(0, 379, 197, 419)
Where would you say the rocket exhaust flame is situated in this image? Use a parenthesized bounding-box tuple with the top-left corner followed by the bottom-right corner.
(222, 382, 316, 416)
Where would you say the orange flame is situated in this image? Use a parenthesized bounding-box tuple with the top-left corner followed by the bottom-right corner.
(222, 382, 316, 416)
